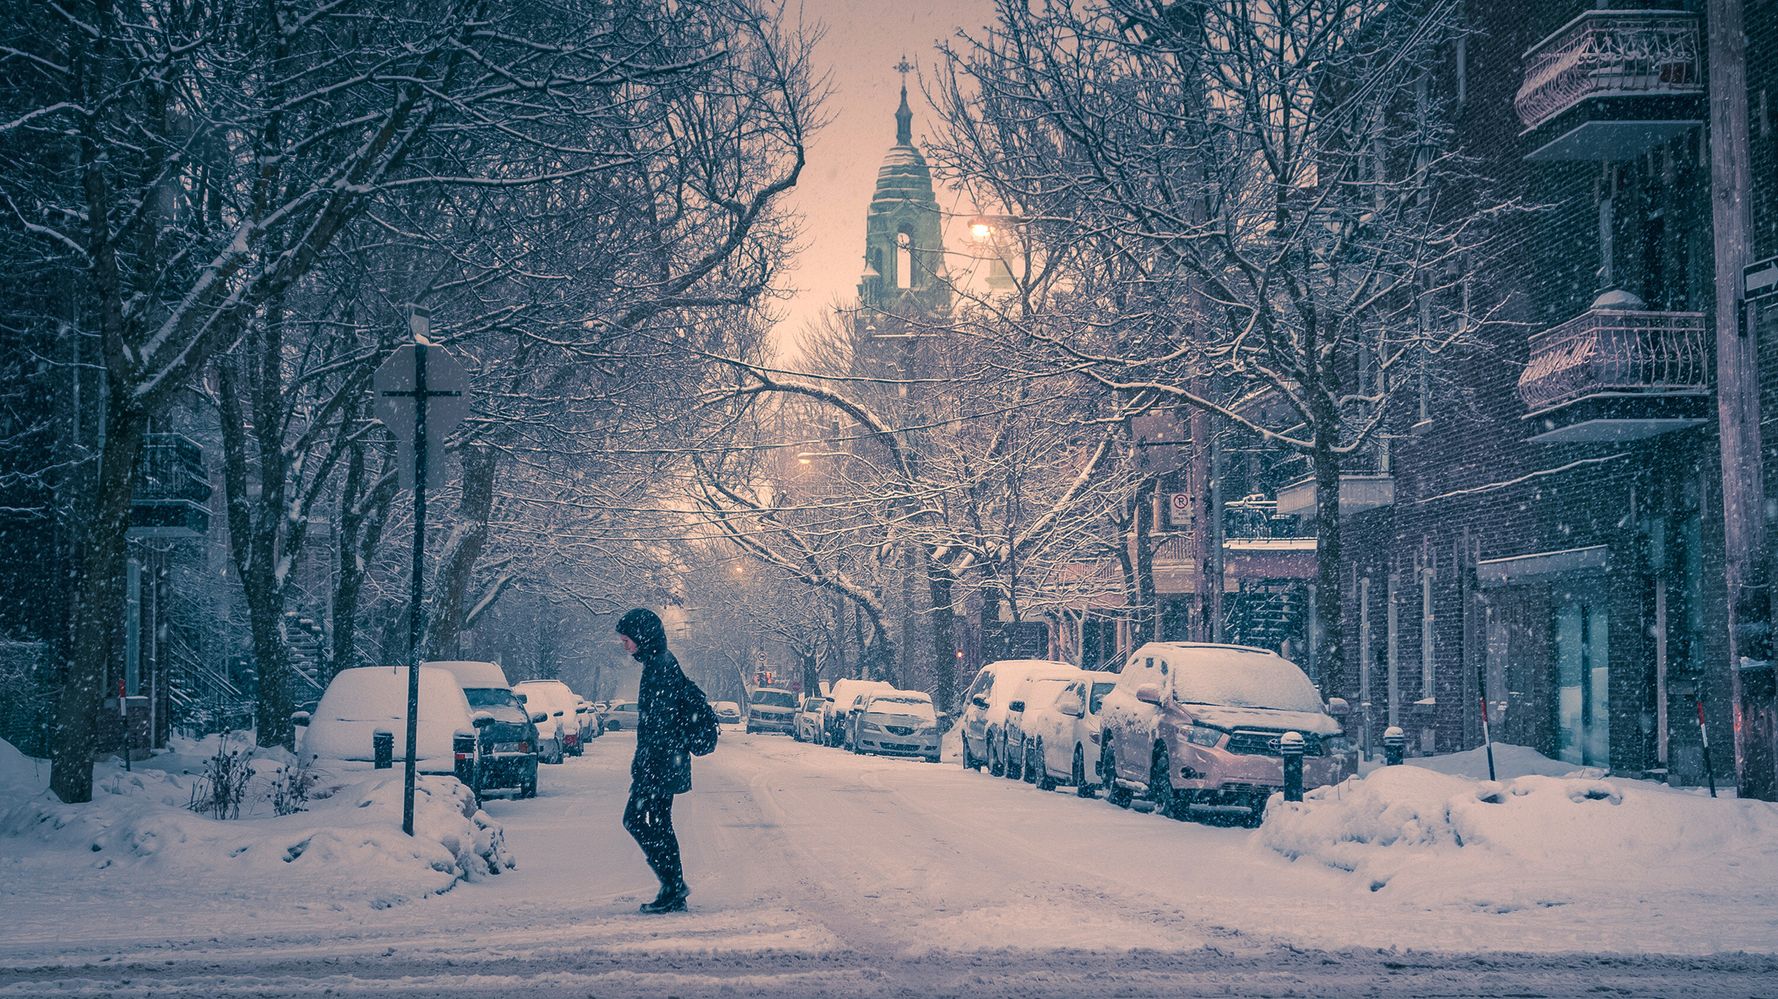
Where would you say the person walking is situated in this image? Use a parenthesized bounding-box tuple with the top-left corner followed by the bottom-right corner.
(616, 607, 709, 914)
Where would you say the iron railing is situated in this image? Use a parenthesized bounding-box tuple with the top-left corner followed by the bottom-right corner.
(1515, 10, 1702, 131)
(136, 433, 211, 503)
(1517, 307, 1708, 413)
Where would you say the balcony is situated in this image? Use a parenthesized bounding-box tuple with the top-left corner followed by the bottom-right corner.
(1274, 459, 1394, 522)
(1517, 293, 1709, 444)
(130, 433, 211, 538)
(1515, 9, 1704, 161)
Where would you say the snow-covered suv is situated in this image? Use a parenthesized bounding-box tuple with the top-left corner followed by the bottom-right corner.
(1098, 643, 1346, 823)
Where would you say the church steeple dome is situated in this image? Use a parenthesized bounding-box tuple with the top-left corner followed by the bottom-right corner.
(856, 59, 948, 315)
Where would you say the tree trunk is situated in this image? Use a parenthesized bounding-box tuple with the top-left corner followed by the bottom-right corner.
(51, 399, 146, 803)
(1131, 480, 1158, 646)
(926, 560, 958, 711)
(424, 445, 498, 659)
(1312, 435, 1346, 695)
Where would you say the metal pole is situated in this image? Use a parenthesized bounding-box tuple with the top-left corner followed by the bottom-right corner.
(1697, 697, 1718, 799)
(403, 341, 428, 837)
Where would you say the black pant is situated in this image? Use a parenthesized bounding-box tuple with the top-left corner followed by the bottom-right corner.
(623, 788, 683, 890)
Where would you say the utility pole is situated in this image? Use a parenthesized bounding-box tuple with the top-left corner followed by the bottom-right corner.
(1706, 0, 1776, 799)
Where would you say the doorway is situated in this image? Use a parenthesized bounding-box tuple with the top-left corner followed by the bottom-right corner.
(1553, 591, 1610, 766)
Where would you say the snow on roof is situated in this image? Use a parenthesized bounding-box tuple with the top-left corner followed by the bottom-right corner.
(426, 660, 509, 689)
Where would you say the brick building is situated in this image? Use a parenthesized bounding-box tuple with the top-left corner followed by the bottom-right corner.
(1336, 0, 1773, 785)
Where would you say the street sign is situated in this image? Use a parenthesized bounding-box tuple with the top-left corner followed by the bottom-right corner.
(1132, 411, 1186, 476)
(1167, 491, 1194, 528)
(373, 342, 469, 489)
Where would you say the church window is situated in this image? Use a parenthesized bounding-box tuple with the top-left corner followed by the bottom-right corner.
(896, 231, 913, 290)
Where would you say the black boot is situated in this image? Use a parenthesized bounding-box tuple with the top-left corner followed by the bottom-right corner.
(639, 881, 689, 914)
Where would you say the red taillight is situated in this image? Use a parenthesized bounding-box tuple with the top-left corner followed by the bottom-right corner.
(455, 751, 470, 762)
(519, 742, 531, 754)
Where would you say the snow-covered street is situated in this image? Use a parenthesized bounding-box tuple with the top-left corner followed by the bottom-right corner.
(5, 731, 1777, 998)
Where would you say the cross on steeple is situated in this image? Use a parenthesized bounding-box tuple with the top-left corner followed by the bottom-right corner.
(894, 56, 914, 145)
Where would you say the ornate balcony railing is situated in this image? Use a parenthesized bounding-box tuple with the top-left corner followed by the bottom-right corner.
(1517, 306, 1708, 414)
(1515, 10, 1703, 132)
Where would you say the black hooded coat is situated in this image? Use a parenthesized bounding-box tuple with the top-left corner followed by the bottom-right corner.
(617, 608, 707, 795)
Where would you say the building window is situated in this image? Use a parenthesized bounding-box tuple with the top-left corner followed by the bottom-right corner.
(896, 231, 912, 290)
(1420, 564, 1436, 699)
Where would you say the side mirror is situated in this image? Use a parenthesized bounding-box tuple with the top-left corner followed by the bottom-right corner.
(1008, 699, 1025, 713)
(1327, 697, 1352, 718)
(472, 711, 496, 729)
(1059, 701, 1084, 718)
(971, 695, 989, 709)
(290, 710, 311, 727)
(515, 692, 528, 703)
(531, 711, 548, 724)
(553, 710, 564, 717)
(1135, 684, 1163, 706)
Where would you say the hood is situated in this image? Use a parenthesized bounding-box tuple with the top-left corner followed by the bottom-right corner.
(616, 607, 667, 661)
(1185, 704, 1342, 736)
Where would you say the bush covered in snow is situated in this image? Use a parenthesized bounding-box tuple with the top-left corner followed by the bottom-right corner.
(0, 738, 514, 909)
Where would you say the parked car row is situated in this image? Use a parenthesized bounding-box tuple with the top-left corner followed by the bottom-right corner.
(958, 643, 1352, 825)
(295, 660, 611, 801)
(785, 677, 941, 762)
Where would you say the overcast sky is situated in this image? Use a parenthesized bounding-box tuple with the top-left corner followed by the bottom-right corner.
(773, 0, 997, 355)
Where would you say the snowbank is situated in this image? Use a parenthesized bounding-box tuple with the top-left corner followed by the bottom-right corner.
(1259, 763, 1778, 906)
(0, 738, 514, 909)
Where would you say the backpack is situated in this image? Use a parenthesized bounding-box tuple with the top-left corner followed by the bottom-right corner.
(686, 690, 720, 757)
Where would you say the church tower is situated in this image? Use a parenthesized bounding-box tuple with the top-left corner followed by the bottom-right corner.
(856, 63, 949, 319)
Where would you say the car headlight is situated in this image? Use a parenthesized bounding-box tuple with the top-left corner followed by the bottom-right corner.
(1182, 723, 1224, 748)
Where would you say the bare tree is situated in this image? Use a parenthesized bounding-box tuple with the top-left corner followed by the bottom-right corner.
(928, 0, 1514, 689)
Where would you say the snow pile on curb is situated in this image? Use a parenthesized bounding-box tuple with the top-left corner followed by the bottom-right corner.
(1259, 764, 1778, 902)
(0, 739, 514, 908)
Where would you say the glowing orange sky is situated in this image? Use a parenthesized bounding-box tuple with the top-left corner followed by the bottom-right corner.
(773, 0, 996, 357)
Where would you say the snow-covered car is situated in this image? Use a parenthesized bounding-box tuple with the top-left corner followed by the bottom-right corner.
(745, 687, 798, 734)
(573, 697, 602, 743)
(513, 680, 577, 763)
(304, 666, 478, 775)
(1099, 643, 1347, 822)
(1021, 670, 1119, 796)
(428, 660, 539, 798)
(793, 694, 825, 742)
(999, 669, 1088, 781)
(850, 690, 940, 761)
(604, 700, 639, 731)
(822, 678, 892, 747)
(958, 659, 1079, 777)
(710, 700, 743, 726)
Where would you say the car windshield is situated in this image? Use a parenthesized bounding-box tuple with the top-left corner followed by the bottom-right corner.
(1089, 682, 1116, 713)
(751, 690, 797, 707)
(1171, 649, 1324, 712)
(871, 699, 936, 722)
(464, 688, 526, 722)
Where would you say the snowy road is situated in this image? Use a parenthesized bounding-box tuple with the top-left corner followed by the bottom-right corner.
(3, 731, 1775, 997)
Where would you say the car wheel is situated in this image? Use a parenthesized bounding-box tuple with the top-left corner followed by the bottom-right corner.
(520, 778, 537, 799)
(987, 732, 1005, 777)
(1103, 739, 1132, 808)
(1073, 745, 1094, 798)
(1034, 740, 1056, 791)
(1150, 745, 1187, 820)
(1004, 736, 1023, 781)
(962, 734, 982, 771)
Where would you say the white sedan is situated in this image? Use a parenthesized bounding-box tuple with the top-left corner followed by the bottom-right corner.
(1021, 671, 1120, 795)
